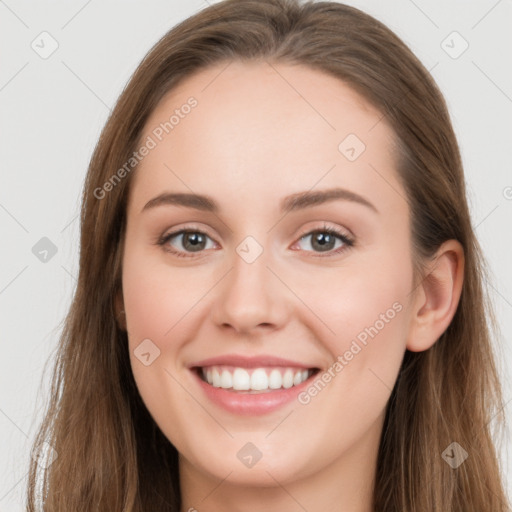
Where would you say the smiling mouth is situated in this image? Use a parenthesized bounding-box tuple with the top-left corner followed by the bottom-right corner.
(193, 365, 321, 393)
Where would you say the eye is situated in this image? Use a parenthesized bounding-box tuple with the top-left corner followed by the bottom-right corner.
(156, 227, 217, 258)
(155, 223, 354, 258)
(291, 224, 354, 257)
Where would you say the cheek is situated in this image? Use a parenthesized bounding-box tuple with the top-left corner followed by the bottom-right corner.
(286, 258, 410, 474)
(299, 247, 411, 405)
(121, 246, 192, 395)
(120, 243, 227, 408)
(122, 246, 203, 346)
(121, 249, 209, 453)
(298, 250, 411, 355)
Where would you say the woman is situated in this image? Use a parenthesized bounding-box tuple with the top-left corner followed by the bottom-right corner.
(26, 0, 510, 510)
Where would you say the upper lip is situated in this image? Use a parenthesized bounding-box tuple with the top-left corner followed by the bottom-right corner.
(189, 354, 318, 369)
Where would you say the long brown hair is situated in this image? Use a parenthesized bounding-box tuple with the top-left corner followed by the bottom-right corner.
(26, 0, 510, 510)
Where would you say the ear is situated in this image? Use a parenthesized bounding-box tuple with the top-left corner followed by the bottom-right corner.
(114, 286, 127, 332)
(406, 239, 464, 352)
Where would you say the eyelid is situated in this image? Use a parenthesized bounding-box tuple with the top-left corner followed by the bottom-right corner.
(295, 222, 354, 243)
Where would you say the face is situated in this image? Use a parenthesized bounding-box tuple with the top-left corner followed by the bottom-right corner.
(121, 61, 417, 487)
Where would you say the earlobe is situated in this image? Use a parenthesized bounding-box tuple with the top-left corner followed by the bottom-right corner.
(406, 240, 465, 352)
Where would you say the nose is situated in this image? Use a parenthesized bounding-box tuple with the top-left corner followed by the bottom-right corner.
(211, 243, 290, 335)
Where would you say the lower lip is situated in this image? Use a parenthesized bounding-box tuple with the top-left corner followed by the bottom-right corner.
(191, 369, 316, 416)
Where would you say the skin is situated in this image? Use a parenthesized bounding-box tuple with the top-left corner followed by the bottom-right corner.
(117, 61, 464, 511)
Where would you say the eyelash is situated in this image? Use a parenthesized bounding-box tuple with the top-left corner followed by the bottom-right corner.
(155, 223, 355, 259)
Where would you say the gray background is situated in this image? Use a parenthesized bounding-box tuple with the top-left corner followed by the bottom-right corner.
(1, 0, 511, 509)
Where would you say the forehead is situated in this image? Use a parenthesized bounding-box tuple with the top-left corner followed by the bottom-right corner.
(129, 60, 401, 216)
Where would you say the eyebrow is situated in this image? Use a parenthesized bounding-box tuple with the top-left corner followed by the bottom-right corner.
(141, 187, 378, 215)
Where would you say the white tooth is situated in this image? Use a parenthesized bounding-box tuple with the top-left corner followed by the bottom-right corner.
(268, 369, 283, 389)
(301, 370, 308, 382)
(251, 368, 269, 390)
(232, 368, 251, 390)
(293, 370, 302, 386)
(206, 369, 213, 384)
(220, 369, 233, 388)
(212, 368, 221, 387)
(282, 369, 294, 389)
